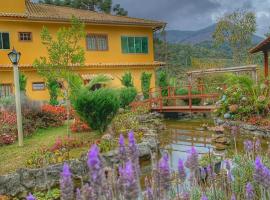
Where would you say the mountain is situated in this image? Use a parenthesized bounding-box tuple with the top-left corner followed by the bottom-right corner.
(162, 24, 264, 45)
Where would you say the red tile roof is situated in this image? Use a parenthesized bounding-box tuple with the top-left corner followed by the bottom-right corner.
(0, 1, 166, 30)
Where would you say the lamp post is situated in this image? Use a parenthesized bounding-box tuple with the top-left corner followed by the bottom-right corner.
(8, 48, 23, 147)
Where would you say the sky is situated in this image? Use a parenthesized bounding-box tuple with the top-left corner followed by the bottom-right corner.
(114, 0, 270, 36)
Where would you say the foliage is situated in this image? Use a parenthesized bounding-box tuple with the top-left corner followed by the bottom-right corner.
(112, 110, 139, 134)
(96, 137, 117, 153)
(70, 117, 91, 133)
(74, 88, 120, 133)
(199, 153, 222, 167)
(0, 105, 70, 146)
(26, 136, 84, 168)
(39, 0, 128, 16)
(216, 75, 270, 120)
(119, 87, 137, 108)
(157, 70, 169, 97)
(86, 74, 112, 90)
(120, 72, 134, 87)
(19, 73, 27, 92)
(33, 188, 61, 200)
(213, 10, 256, 65)
(47, 78, 60, 105)
(141, 72, 152, 99)
(34, 16, 85, 99)
(175, 88, 201, 105)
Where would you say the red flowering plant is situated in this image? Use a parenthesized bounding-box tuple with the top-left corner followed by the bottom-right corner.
(41, 105, 75, 122)
(70, 117, 91, 133)
(0, 111, 17, 145)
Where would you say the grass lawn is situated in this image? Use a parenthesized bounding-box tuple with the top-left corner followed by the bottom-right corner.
(0, 124, 100, 175)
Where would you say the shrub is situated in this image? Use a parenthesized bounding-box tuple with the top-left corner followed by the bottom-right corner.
(47, 78, 60, 105)
(141, 72, 152, 99)
(175, 88, 201, 105)
(19, 73, 27, 92)
(119, 87, 137, 108)
(120, 72, 134, 87)
(157, 70, 168, 97)
(74, 88, 120, 133)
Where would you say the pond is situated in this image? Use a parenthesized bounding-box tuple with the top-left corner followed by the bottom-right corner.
(141, 118, 269, 180)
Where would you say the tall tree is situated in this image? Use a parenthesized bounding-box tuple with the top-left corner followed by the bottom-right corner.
(39, 0, 128, 16)
(34, 16, 85, 135)
(213, 10, 256, 65)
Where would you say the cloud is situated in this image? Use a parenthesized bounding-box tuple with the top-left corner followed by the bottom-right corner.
(114, 0, 270, 36)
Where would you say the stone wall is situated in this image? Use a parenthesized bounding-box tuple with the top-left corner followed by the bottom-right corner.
(215, 118, 270, 137)
(0, 112, 164, 197)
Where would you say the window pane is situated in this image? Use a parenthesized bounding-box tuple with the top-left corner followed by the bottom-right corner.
(128, 37, 135, 53)
(32, 82, 45, 90)
(135, 37, 142, 53)
(87, 36, 96, 50)
(97, 36, 107, 50)
(121, 36, 129, 53)
(142, 37, 148, 53)
(2, 33, 10, 49)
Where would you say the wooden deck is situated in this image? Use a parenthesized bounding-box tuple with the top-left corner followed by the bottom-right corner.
(151, 105, 216, 112)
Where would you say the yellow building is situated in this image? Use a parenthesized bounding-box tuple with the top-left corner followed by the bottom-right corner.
(0, 0, 165, 100)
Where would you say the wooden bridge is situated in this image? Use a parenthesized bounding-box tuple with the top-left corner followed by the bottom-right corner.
(131, 83, 226, 113)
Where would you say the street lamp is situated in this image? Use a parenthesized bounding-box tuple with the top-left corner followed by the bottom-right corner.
(8, 48, 23, 147)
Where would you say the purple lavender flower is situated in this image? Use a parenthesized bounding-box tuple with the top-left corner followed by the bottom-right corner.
(81, 184, 97, 200)
(245, 182, 254, 200)
(178, 159, 186, 182)
(120, 160, 139, 199)
(87, 144, 104, 198)
(227, 170, 233, 183)
(60, 163, 74, 200)
(87, 144, 103, 185)
(146, 187, 154, 200)
(158, 153, 171, 191)
(231, 193, 236, 200)
(26, 193, 36, 200)
(76, 188, 82, 200)
(225, 159, 231, 171)
(185, 146, 199, 171)
(128, 131, 140, 175)
(244, 140, 253, 153)
(182, 192, 190, 200)
(255, 139, 261, 152)
(254, 156, 270, 188)
(201, 194, 208, 200)
(207, 165, 216, 181)
(119, 134, 127, 163)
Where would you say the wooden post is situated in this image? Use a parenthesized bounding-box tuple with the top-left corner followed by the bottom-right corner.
(188, 85, 192, 110)
(264, 51, 269, 79)
(13, 64, 23, 147)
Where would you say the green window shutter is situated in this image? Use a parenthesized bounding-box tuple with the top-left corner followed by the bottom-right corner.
(2, 33, 10, 49)
(142, 37, 148, 53)
(135, 37, 142, 53)
(121, 36, 129, 53)
(128, 37, 135, 53)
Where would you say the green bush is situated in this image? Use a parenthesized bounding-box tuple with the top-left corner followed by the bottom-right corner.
(121, 72, 134, 87)
(175, 88, 201, 105)
(119, 87, 137, 108)
(141, 72, 152, 99)
(74, 88, 120, 133)
(47, 78, 60, 106)
(19, 73, 27, 92)
(157, 70, 168, 97)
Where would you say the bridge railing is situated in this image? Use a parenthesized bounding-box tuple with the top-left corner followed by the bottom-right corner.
(131, 83, 226, 112)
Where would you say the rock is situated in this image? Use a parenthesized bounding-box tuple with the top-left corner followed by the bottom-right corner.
(215, 143, 227, 151)
(242, 124, 257, 131)
(213, 136, 230, 145)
